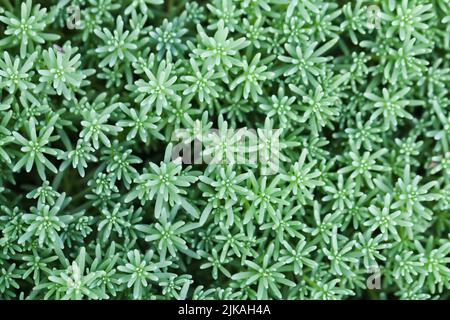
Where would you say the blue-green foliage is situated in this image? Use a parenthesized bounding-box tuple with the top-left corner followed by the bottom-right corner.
(0, 0, 449, 300)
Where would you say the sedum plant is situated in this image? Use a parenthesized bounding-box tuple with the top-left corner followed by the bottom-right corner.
(0, 0, 448, 301)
